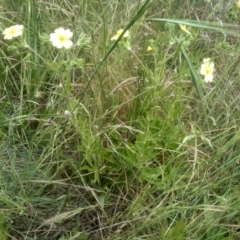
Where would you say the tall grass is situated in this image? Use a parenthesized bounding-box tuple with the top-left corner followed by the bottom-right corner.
(0, 0, 240, 239)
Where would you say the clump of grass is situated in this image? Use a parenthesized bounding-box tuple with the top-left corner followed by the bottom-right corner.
(1, 0, 240, 239)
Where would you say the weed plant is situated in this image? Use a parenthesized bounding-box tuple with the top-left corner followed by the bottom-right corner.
(0, 0, 240, 239)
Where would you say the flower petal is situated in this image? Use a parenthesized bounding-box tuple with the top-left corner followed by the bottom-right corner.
(204, 74, 214, 83)
(110, 35, 118, 41)
(63, 40, 73, 49)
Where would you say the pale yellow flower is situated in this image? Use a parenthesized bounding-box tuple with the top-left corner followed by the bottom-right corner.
(237, 1, 240, 9)
(111, 29, 129, 41)
(179, 25, 191, 35)
(147, 46, 156, 53)
(35, 91, 43, 98)
(147, 46, 153, 51)
(50, 27, 73, 49)
(64, 110, 72, 118)
(3, 25, 24, 40)
(200, 58, 214, 83)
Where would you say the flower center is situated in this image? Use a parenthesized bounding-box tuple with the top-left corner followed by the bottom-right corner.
(58, 34, 66, 42)
(205, 66, 211, 75)
(9, 29, 16, 35)
(117, 30, 123, 37)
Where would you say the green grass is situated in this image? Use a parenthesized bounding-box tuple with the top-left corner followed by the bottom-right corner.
(1, 0, 240, 239)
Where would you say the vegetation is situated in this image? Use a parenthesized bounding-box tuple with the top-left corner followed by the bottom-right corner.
(1, 0, 240, 239)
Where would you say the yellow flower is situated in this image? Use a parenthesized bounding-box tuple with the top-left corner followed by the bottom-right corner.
(111, 29, 129, 41)
(3, 25, 24, 40)
(237, 1, 240, 9)
(147, 46, 156, 52)
(200, 58, 214, 83)
(50, 27, 73, 49)
(179, 25, 191, 35)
